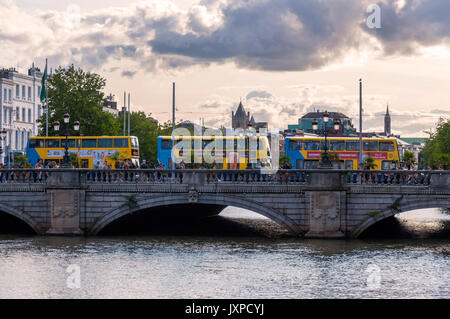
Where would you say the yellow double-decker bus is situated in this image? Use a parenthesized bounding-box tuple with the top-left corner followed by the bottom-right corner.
(285, 136, 400, 170)
(26, 136, 140, 168)
(157, 135, 271, 169)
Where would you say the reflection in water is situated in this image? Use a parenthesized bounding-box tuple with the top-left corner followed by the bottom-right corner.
(0, 207, 448, 298)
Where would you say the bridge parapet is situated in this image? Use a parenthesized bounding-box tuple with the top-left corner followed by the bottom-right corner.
(0, 168, 447, 188)
(0, 169, 448, 238)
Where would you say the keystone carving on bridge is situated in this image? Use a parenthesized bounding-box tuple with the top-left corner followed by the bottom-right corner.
(188, 188, 198, 203)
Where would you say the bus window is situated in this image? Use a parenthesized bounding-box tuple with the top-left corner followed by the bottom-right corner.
(380, 141, 395, 152)
(289, 140, 302, 151)
(80, 159, 89, 168)
(257, 139, 262, 150)
(346, 141, 360, 151)
(333, 161, 345, 169)
(382, 160, 391, 170)
(247, 137, 258, 151)
(234, 139, 246, 150)
(345, 160, 353, 169)
(202, 139, 213, 149)
(296, 159, 304, 169)
(61, 139, 77, 148)
(131, 137, 139, 148)
(82, 139, 97, 148)
(304, 140, 320, 150)
(98, 138, 113, 148)
(113, 138, 128, 148)
(330, 140, 345, 151)
(161, 139, 173, 150)
(363, 141, 378, 151)
(29, 138, 44, 148)
(46, 139, 60, 148)
(304, 160, 319, 169)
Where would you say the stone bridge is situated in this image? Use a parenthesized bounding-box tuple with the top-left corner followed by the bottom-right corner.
(0, 169, 448, 238)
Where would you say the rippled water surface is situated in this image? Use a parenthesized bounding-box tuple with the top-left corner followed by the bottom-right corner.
(0, 208, 449, 299)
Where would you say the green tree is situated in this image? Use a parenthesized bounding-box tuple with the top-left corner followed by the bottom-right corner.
(69, 152, 79, 168)
(14, 154, 32, 168)
(122, 112, 174, 164)
(421, 118, 450, 169)
(402, 151, 416, 170)
(107, 151, 121, 162)
(320, 152, 340, 167)
(279, 154, 292, 168)
(38, 65, 120, 137)
(363, 156, 377, 170)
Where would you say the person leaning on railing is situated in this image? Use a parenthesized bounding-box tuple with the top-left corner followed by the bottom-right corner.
(34, 160, 44, 182)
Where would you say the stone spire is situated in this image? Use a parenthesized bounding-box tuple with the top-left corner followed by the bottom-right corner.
(384, 104, 391, 135)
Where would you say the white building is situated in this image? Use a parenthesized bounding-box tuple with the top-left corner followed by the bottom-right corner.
(0, 66, 44, 163)
(102, 93, 120, 116)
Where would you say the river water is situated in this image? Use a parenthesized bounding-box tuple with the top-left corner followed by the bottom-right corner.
(0, 208, 449, 299)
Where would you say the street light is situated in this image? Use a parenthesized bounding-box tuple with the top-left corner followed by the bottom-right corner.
(311, 111, 340, 168)
(53, 114, 80, 168)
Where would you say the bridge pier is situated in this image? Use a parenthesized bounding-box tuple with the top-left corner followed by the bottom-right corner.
(45, 171, 84, 235)
(304, 172, 346, 238)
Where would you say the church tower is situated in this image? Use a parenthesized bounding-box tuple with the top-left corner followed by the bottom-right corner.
(384, 104, 391, 136)
(232, 101, 249, 129)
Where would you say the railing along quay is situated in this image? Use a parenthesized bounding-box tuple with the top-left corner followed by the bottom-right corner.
(0, 168, 447, 187)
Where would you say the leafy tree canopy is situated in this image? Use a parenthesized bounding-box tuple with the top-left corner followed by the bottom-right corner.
(38, 65, 120, 137)
(421, 118, 450, 169)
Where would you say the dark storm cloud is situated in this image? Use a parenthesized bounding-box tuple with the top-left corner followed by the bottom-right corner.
(4, 0, 450, 74)
(121, 70, 136, 78)
(149, 0, 366, 71)
(367, 0, 450, 55)
(246, 90, 273, 100)
(200, 101, 222, 109)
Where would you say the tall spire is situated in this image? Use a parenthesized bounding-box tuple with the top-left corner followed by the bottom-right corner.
(384, 103, 391, 135)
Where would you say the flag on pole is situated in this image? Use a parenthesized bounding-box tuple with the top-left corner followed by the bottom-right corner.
(40, 60, 47, 102)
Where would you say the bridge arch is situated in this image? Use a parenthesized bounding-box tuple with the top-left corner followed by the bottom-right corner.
(352, 198, 450, 238)
(0, 203, 39, 234)
(91, 193, 299, 235)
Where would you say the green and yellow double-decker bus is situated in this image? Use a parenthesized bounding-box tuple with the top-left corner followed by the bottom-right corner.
(26, 136, 140, 168)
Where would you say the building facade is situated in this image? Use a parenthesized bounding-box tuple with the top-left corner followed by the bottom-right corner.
(288, 110, 357, 137)
(102, 93, 119, 116)
(0, 66, 44, 163)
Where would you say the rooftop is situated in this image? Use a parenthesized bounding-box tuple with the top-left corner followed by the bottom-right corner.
(302, 110, 350, 119)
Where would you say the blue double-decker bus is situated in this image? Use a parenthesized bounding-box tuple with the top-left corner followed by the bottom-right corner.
(284, 136, 400, 169)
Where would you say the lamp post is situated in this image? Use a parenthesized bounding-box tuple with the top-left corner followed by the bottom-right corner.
(312, 111, 340, 168)
(0, 129, 7, 167)
(53, 113, 80, 168)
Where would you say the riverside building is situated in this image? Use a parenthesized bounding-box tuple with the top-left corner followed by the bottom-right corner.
(0, 66, 44, 163)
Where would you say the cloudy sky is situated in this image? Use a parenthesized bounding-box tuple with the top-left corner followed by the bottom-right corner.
(1, 0, 450, 137)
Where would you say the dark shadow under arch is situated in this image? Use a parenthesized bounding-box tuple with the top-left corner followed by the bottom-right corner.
(355, 201, 450, 239)
(0, 205, 37, 234)
(92, 194, 298, 236)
